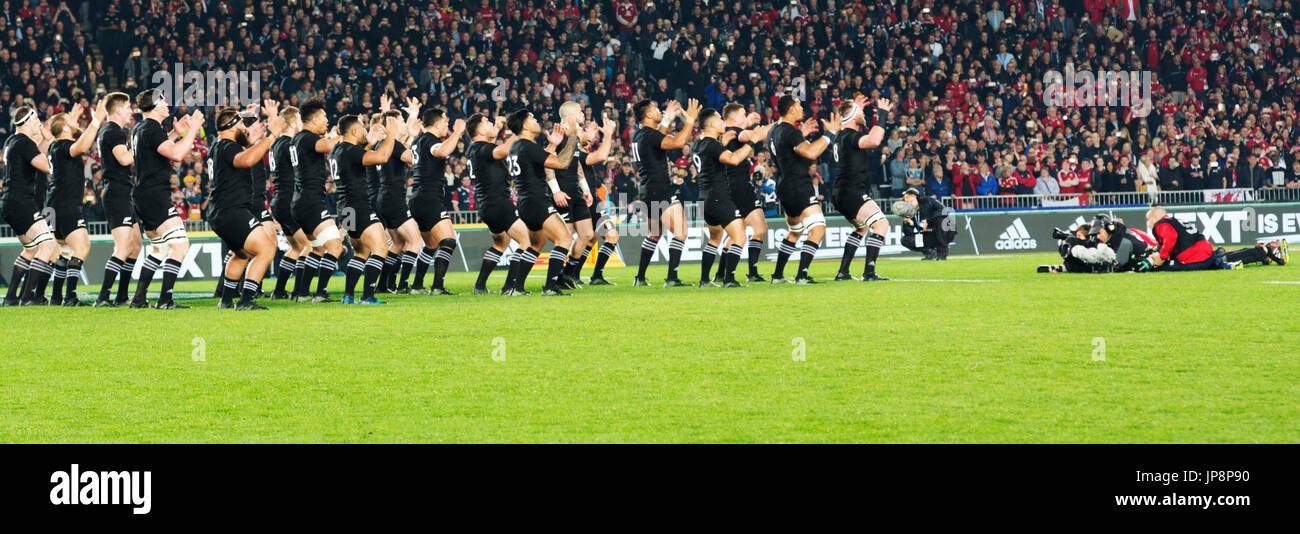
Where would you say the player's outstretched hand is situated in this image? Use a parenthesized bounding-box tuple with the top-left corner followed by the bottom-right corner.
(583, 191, 593, 207)
(822, 111, 842, 134)
(876, 98, 894, 112)
(247, 121, 267, 144)
(721, 128, 738, 145)
(379, 94, 392, 113)
(799, 118, 819, 137)
(262, 99, 280, 119)
(92, 99, 108, 124)
(553, 190, 570, 208)
(684, 98, 702, 121)
(547, 123, 565, 146)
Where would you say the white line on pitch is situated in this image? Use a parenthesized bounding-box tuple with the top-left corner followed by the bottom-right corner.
(888, 279, 1003, 283)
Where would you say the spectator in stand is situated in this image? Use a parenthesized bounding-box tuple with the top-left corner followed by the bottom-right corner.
(888, 150, 908, 200)
(182, 176, 204, 220)
(1058, 156, 1080, 196)
(1034, 167, 1060, 196)
(925, 163, 950, 200)
(1015, 164, 1038, 195)
(975, 163, 999, 196)
(1137, 153, 1160, 195)
(455, 176, 474, 212)
(905, 158, 926, 193)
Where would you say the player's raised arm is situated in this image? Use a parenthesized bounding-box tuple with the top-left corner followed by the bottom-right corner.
(586, 117, 617, 166)
(661, 98, 700, 150)
(362, 116, 400, 166)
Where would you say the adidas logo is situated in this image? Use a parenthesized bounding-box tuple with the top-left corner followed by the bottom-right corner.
(1066, 215, 1089, 232)
(995, 218, 1038, 250)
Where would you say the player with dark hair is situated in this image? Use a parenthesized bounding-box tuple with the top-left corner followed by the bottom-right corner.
(208, 103, 285, 310)
(267, 105, 305, 299)
(330, 113, 401, 304)
(408, 106, 466, 295)
(504, 109, 580, 296)
(373, 98, 423, 294)
(464, 113, 533, 294)
(720, 103, 770, 283)
(92, 91, 142, 307)
(128, 88, 204, 309)
(2, 106, 59, 306)
(44, 100, 107, 306)
(831, 94, 893, 281)
(767, 95, 840, 283)
(690, 108, 771, 287)
(290, 97, 345, 302)
(630, 98, 701, 287)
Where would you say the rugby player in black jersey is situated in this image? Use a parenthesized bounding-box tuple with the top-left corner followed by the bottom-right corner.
(766, 96, 840, 284)
(92, 92, 142, 307)
(267, 105, 305, 300)
(330, 113, 401, 305)
(463, 114, 533, 295)
(572, 116, 620, 286)
(44, 100, 107, 306)
(504, 109, 580, 296)
(551, 101, 598, 290)
(289, 97, 345, 303)
(721, 104, 770, 283)
(690, 109, 772, 287)
(128, 89, 204, 309)
(630, 98, 700, 287)
(2, 106, 58, 306)
(377, 99, 422, 293)
(207, 104, 285, 310)
(831, 95, 893, 282)
(407, 106, 465, 295)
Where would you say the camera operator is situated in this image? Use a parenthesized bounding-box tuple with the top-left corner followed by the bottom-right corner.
(901, 188, 954, 260)
(891, 199, 931, 258)
(1039, 224, 1111, 273)
(1090, 215, 1158, 272)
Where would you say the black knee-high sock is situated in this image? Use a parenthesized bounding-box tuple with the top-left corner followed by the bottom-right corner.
(724, 244, 743, 282)
(397, 251, 417, 288)
(700, 244, 718, 283)
(116, 258, 136, 302)
(239, 278, 260, 304)
(593, 242, 615, 277)
(315, 253, 337, 294)
(546, 246, 568, 288)
(215, 251, 233, 296)
(378, 254, 398, 291)
(796, 241, 820, 279)
(476, 248, 502, 289)
(432, 238, 457, 289)
(6, 257, 29, 301)
(343, 256, 365, 298)
(21, 259, 53, 301)
(133, 256, 161, 303)
(98, 257, 122, 302)
(666, 237, 684, 280)
(565, 243, 591, 278)
(839, 232, 862, 275)
(64, 257, 83, 299)
(863, 232, 885, 277)
(514, 247, 540, 291)
(711, 244, 726, 281)
(746, 238, 762, 276)
(219, 276, 239, 306)
(273, 256, 296, 294)
(773, 238, 797, 279)
(50, 257, 68, 300)
(294, 254, 319, 296)
(636, 237, 658, 279)
(362, 255, 383, 300)
(158, 258, 182, 304)
(413, 246, 435, 288)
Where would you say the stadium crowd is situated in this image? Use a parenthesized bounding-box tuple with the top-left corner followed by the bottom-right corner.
(4, 0, 1300, 226)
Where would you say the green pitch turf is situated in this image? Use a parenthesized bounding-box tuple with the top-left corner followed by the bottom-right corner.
(1, 253, 1296, 443)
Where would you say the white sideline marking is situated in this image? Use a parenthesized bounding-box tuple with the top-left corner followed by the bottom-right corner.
(1261, 281, 1300, 285)
(889, 279, 1002, 283)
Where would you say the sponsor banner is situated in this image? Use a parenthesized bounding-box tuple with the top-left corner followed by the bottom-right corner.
(4, 203, 1298, 282)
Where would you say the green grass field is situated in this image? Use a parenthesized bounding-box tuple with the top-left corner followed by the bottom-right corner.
(1, 252, 1296, 443)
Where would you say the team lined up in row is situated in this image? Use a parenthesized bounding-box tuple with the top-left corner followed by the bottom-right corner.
(1, 89, 901, 309)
